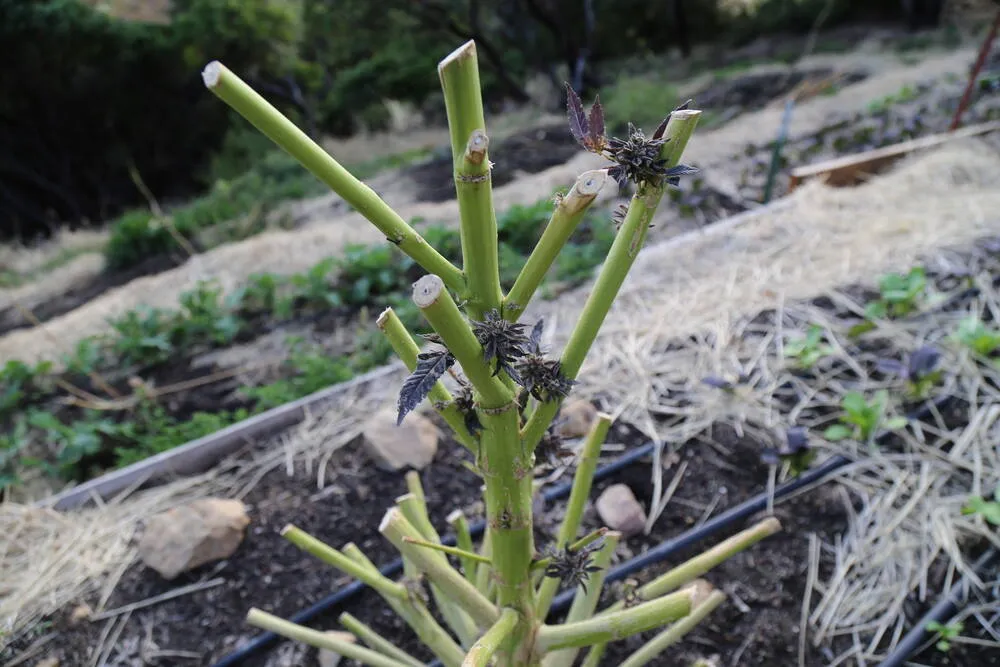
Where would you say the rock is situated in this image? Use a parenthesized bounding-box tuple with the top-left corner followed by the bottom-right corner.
(138, 498, 250, 580)
(68, 603, 92, 625)
(363, 407, 438, 471)
(555, 399, 597, 439)
(318, 632, 356, 667)
(34, 658, 59, 667)
(595, 484, 647, 537)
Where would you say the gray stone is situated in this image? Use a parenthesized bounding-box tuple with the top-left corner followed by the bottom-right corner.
(595, 484, 647, 537)
(137, 498, 250, 580)
(318, 632, 356, 667)
(556, 399, 598, 439)
(363, 407, 439, 471)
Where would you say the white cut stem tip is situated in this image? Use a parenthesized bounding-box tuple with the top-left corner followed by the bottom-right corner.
(413, 275, 445, 308)
(201, 61, 222, 88)
(376, 307, 393, 328)
(438, 40, 477, 72)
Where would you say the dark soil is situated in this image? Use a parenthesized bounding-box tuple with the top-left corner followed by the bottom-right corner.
(690, 67, 869, 115)
(405, 123, 583, 203)
(13, 414, 849, 667)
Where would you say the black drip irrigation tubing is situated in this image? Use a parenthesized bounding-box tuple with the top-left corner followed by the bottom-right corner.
(212, 396, 946, 667)
(877, 547, 998, 667)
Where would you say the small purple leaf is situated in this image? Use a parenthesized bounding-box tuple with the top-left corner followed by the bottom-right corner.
(760, 447, 782, 466)
(701, 375, 733, 391)
(652, 115, 670, 141)
(588, 95, 605, 148)
(908, 345, 941, 378)
(785, 426, 809, 453)
(665, 164, 700, 177)
(875, 358, 907, 377)
(565, 83, 588, 147)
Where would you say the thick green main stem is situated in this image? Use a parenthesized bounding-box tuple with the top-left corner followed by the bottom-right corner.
(439, 41, 502, 319)
(521, 110, 702, 453)
(201, 61, 464, 296)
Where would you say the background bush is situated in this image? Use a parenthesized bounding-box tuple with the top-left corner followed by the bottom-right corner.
(2, 0, 944, 243)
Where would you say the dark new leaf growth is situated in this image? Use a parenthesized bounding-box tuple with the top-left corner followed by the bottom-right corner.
(543, 538, 605, 593)
(612, 202, 654, 231)
(564, 86, 697, 189)
(652, 99, 693, 140)
(397, 349, 455, 425)
(565, 83, 588, 147)
(564, 83, 607, 153)
(471, 309, 531, 382)
(761, 426, 815, 476)
(536, 426, 574, 470)
(454, 382, 483, 437)
(587, 95, 605, 150)
(877, 345, 942, 400)
(517, 354, 576, 402)
(529, 319, 545, 354)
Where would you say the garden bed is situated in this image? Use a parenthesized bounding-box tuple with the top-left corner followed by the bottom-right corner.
(8, 231, 1000, 666)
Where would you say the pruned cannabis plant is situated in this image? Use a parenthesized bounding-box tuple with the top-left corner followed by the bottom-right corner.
(203, 39, 780, 667)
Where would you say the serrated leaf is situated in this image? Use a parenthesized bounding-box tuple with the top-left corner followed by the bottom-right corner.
(587, 95, 605, 149)
(529, 319, 545, 353)
(565, 82, 588, 147)
(665, 164, 700, 177)
(397, 350, 455, 425)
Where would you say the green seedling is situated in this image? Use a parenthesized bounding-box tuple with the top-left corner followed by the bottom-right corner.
(175, 279, 243, 345)
(851, 267, 929, 336)
(823, 390, 908, 444)
(783, 325, 835, 370)
(290, 257, 342, 310)
(952, 316, 1000, 358)
(925, 620, 964, 652)
(961, 482, 1000, 527)
(202, 41, 779, 666)
(109, 305, 176, 367)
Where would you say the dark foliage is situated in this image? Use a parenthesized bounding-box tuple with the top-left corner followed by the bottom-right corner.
(761, 426, 815, 476)
(471, 309, 532, 382)
(397, 348, 455, 425)
(543, 537, 606, 593)
(564, 91, 699, 189)
(453, 382, 483, 437)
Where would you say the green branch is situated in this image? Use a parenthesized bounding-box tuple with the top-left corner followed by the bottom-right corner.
(201, 61, 465, 295)
(439, 41, 501, 319)
(342, 543, 466, 667)
(412, 274, 512, 408)
(543, 532, 621, 667)
(380, 507, 499, 628)
(462, 608, 522, 667)
(521, 110, 702, 453)
(247, 608, 410, 667)
(280, 525, 406, 601)
(535, 413, 612, 616)
(618, 589, 727, 667)
(535, 586, 695, 651)
(338, 612, 425, 667)
(448, 509, 481, 584)
(503, 169, 610, 320)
